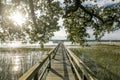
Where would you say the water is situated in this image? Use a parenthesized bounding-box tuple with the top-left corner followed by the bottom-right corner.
(0, 50, 46, 80)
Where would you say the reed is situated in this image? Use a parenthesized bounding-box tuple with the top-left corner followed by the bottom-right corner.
(0, 47, 51, 52)
(72, 44, 120, 80)
(0, 48, 49, 80)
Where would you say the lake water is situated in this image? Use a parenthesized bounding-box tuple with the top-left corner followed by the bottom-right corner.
(0, 50, 46, 80)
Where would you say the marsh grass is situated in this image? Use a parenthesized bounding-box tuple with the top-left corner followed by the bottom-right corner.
(0, 48, 50, 80)
(72, 44, 120, 80)
(0, 47, 51, 53)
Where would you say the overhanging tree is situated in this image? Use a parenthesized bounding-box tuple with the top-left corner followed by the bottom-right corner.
(63, 0, 120, 45)
(28, 0, 61, 47)
(0, 0, 62, 47)
(0, 0, 120, 45)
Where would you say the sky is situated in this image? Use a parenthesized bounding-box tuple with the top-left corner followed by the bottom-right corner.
(52, 25, 120, 40)
(52, 0, 120, 40)
(87, 28, 120, 40)
(52, 18, 67, 40)
(82, 0, 120, 7)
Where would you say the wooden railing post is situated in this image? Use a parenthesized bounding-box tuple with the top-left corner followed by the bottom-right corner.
(48, 55, 51, 70)
(52, 43, 59, 59)
(52, 49, 56, 59)
(34, 72, 38, 80)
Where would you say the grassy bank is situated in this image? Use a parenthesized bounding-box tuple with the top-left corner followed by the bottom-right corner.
(0, 47, 51, 53)
(72, 44, 120, 80)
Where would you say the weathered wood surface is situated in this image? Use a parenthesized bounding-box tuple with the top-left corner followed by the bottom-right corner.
(19, 43, 97, 80)
(46, 45, 75, 80)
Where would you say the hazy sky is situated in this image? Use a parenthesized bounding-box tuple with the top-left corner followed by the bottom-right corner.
(52, 18, 67, 40)
(52, 0, 120, 40)
(52, 26, 120, 40)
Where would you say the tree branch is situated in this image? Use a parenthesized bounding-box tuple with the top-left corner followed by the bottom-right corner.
(79, 4, 104, 23)
(28, 0, 38, 29)
(64, 0, 104, 23)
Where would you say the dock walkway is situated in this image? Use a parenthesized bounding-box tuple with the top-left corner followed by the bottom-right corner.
(19, 43, 97, 80)
(46, 44, 75, 80)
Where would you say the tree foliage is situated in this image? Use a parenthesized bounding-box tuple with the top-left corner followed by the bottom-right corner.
(63, 0, 120, 45)
(0, 0, 62, 46)
(27, 0, 62, 46)
(0, 0, 120, 45)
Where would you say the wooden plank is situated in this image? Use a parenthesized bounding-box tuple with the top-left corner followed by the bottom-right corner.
(46, 45, 75, 80)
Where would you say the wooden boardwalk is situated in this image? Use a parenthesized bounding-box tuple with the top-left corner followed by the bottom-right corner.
(46, 45, 75, 80)
(19, 43, 97, 80)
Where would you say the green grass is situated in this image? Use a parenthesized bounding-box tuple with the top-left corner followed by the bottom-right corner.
(72, 44, 120, 80)
(0, 47, 51, 53)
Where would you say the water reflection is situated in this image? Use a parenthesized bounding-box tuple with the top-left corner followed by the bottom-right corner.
(0, 67, 2, 72)
(0, 50, 46, 80)
(12, 56, 21, 73)
(13, 65, 20, 72)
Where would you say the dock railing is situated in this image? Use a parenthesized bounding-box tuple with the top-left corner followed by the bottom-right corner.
(63, 44, 98, 80)
(19, 43, 98, 80)
(19, 43, 60, 80)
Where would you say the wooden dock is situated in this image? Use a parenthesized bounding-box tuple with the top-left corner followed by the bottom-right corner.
(46, 44, 75, 80)
(19, 43, 97, 80)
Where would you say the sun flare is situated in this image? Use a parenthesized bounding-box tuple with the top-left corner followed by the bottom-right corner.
(9, 12, 26, 26)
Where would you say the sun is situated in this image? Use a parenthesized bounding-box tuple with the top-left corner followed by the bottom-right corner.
(9, 12, 26, 26)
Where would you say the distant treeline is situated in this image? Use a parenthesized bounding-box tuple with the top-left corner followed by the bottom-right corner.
(49, 40, 120, 42)
(87, 40, 120, 42)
